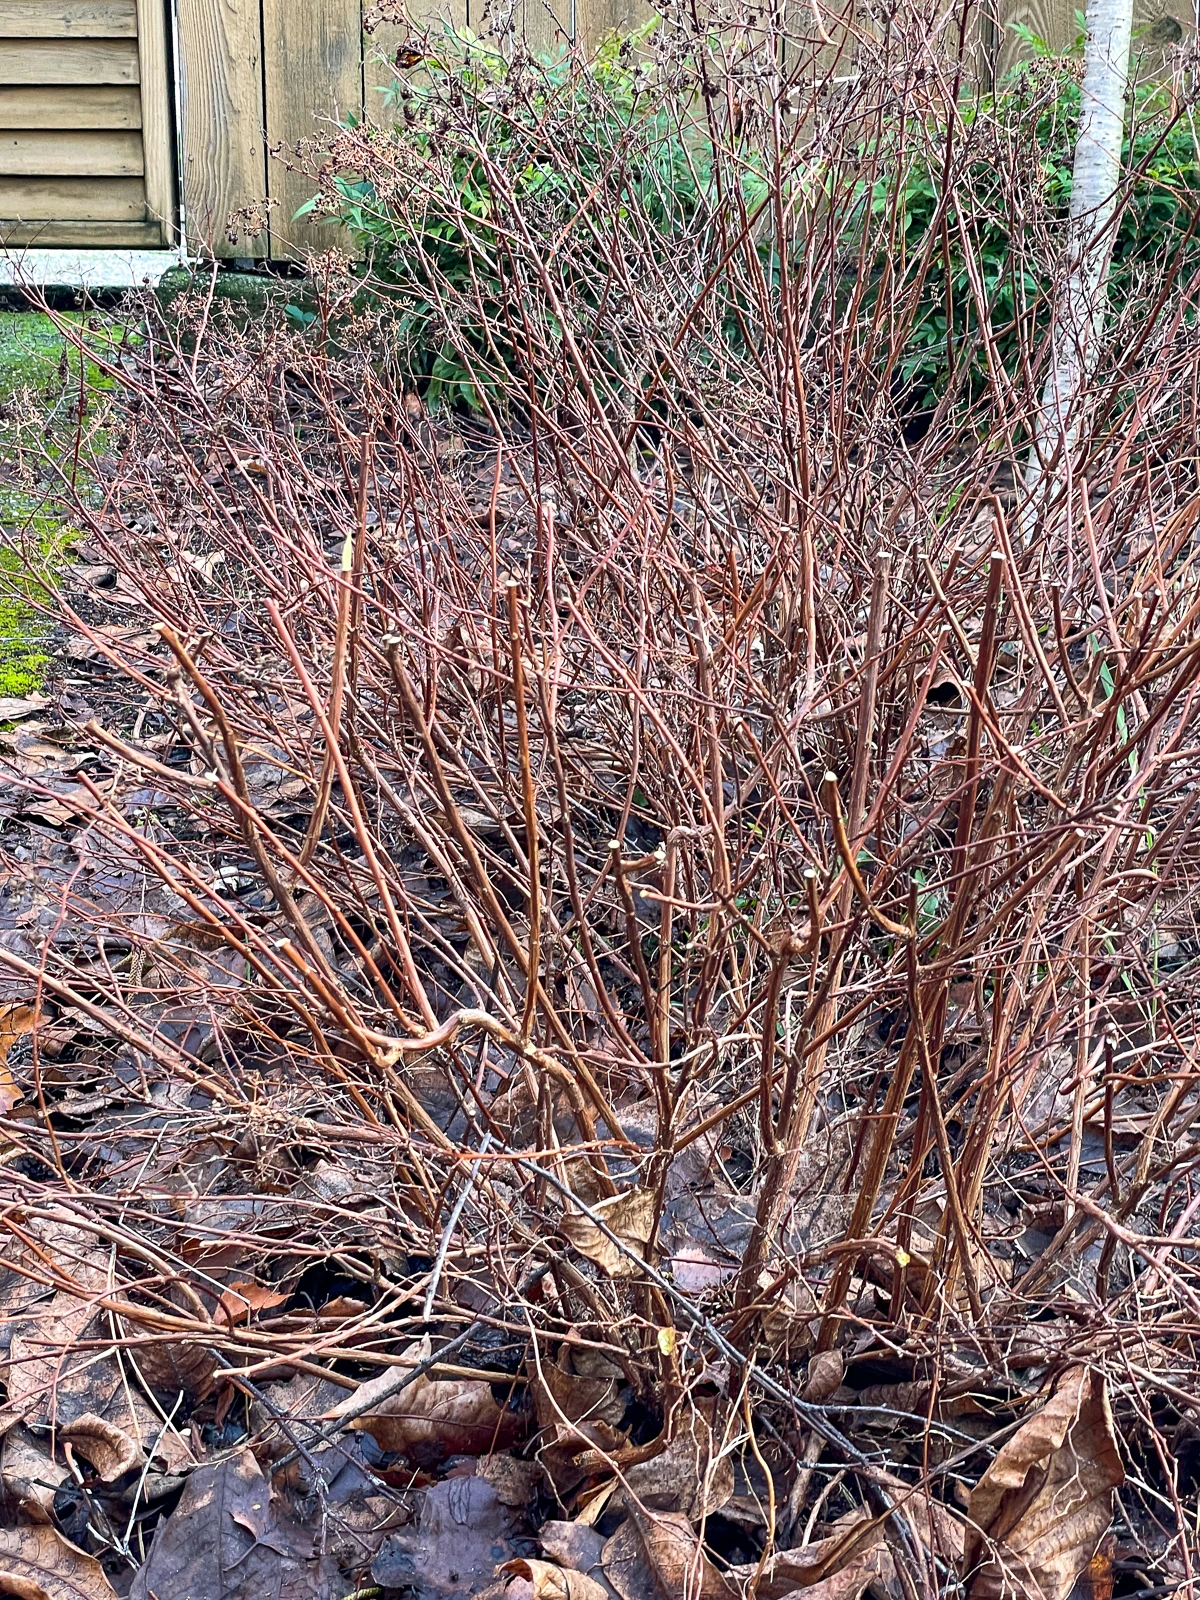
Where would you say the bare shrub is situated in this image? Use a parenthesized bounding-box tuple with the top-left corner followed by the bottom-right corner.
(4, 4, 1200, 1592)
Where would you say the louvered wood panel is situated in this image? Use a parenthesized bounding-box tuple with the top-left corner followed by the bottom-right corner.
(0, 84, 140, 124)
(0, 0, 171, 246)
(0, 2, 137, 36)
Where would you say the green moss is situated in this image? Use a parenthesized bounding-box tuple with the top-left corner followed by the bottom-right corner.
(0, 312, 96, 695)
(0, 514, 74, 695)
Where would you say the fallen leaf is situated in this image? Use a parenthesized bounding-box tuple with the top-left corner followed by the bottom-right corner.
(726, 1507, 899, 1600)
(962, 1366, 1124, 1600)
(479, 1452, 544, 1507)
(0, 1002, 35, 1113)
(802, 1349, 845, 1403)
(130, 1337, 216, 1404)
(342, 1337, 525, 1463)
(600, 1518, 660, 1600)
(529, 1346, 628, 1493)
(179, 548, 226, 581)
(372, 1474, 525, 1595)
(0, 1524, 120, 1599)
(622, 1507, 734, 1600)
(0, 695, 47, 723)
(560, 1189, 655, 1278)
(215, 1280, 290, 1326)
(1, 1218, 110, 1430)
(60, 1411, 145, 1481)
(739, 1496, 965, 1600)
(668, 1240, 735, 1294)
(531, 1349, 626, 1432)
(64, 626, 157, 664)
(129, 1446, 336, 1600)
(500, 1557, 612, 1600)
(621, 1411, 733, 1520)
(1072, 1535, 1115, 1600)
(539, 1519, 609, 1579)
(0, 1423, 64, 1521)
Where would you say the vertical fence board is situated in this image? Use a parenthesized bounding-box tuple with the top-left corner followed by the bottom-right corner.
(261, 0, 361, 256)
(135, 0, 172, 241)
(518, 0, 573, 56)
(177, 0, 265, 255)
(576, 0, 651, 49)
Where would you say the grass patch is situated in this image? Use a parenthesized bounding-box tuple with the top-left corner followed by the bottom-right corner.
(0, 311, 110, 694)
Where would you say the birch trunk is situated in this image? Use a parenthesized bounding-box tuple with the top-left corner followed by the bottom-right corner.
(1023, 0, 1134, 526)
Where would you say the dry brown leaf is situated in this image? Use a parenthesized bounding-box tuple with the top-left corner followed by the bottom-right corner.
(479, 1451, 544, 1506)
(500, 1557, 612, 1600)
(726, 1504, 959, 1600)
(623, 1507, 734, 1600)
(962, 1366, 1124, 1600)
(600, 1518, 660, 1600)
(737, 1535, 893, 1600)
(531, 1352, 626, 1432)
(0, 1524, 120, 1600)
(215, 1280, 290, 1326)
(1, 1219, 110, 1430)
(668, 1240, 735, 1295)
(529, 1347, 629, 1494)
(343, 1337, 525, 1462)
(0, 1424, 64, 1522)
(129, 1337, 216, 1404)
(621, 1411, 733, 1520)
(539, 1519, 608, 1577)
(0, 695, 47, 723)
(802, 1349, 845, 1403)
(372, 1474, 525, 1594)
(129, 1446, 336, 1600)
(60, 1412, 145, 1481)
(0, 1003, 36, 1114)
(559, 1189, 655, 1278)
(0, 1059, 19, 1121)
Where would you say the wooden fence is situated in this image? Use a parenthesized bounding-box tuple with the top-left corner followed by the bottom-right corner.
(175, 0, 646, 258)
(7, 0, 1196, 260)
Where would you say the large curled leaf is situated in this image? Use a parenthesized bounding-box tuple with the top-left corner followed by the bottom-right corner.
(0, 1525, 120, 1600)
(962, 1366, 1124, 1600)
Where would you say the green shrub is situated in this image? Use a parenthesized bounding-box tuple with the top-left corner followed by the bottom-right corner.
(312, 23, 713, 411)
(316, 20, 1200, 417)
(870, 34, 1200, 407)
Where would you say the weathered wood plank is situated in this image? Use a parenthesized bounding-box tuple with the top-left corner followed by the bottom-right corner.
(0, 218, 161, 244)
(0, 1, 136, 37)
(137, 0, 173, 243)
(176, 0, 266, 256)
(576, 0, 651, 49)
(261, 0, 361, 256)
(0, 129, 143, 174)
(0, 0, 136, 36)
(514, 0, 573, 57)
(0, 84, 140, 124)
(0, 38, 138, 80)
(0, 175, 146, 219)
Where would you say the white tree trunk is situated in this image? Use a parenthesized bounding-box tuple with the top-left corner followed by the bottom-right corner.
(1023, 0, 1134, 525)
